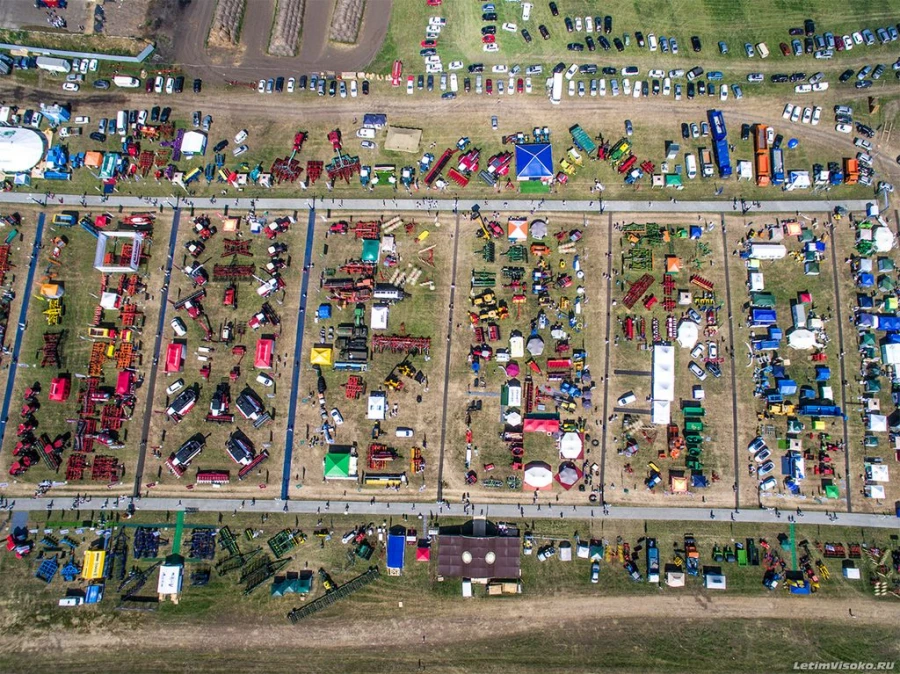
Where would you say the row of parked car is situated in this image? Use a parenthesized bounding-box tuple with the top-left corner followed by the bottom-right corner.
(256, 74, 370, 97)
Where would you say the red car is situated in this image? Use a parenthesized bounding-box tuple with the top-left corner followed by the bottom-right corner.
(426, 0, 441, 5)
(516, 78, 524, 93)
(482, 34, 495, 44)
(421, 39, 437, 48)
(486, 78, 493, 94)
(779, 42, 791, 56)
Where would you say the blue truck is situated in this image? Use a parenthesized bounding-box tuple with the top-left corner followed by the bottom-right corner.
(707, 110, 732, 178)
(646, 538, 660, 583)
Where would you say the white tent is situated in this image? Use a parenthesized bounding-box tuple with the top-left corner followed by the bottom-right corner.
(873, 226, 895, 252)
(558, 432, 583, 459)
(749, 272, 765, 291)
(530, 220, 548, 239)
(526, 335, 545, 356)
(864, 484, 886, 499)
(558, 541, 572, 561)
(181, 131, 207, 156)
(749, 243, 787, 260)
(651, 344, 675, 425)
(865, 463, 889, 481)
(523, 461, 553, 489)
(787, 328, 818, 350)
(676, 320, 699, 349)
(504, 410, 522, 427)
(867, 415, 887, 433)
(665, 571, 685, 587)
(842, 563, 861, 580)
(371, 304, 389, 330)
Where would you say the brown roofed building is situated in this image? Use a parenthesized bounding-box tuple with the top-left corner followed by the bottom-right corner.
(437, 518, 520, 582)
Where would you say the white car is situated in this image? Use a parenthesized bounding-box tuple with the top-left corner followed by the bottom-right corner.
(758, 461, 775, 478)
(585, 16, 593, 32)
(166, 77, 175, 94)
(502, 22, 517, 32)
(361, 140, 376, 149)
(574, 17, 582, 31)
(842, 34, 853, 50)
(568, 79, 575, 96)
(662, 77, 671, 96)
(759, 476, 777, 491)
(599, 78, 607, 96)
(166, 379, 185, 396)
(632, 81, 641, 98)
(719, 85, 728, 101)
(451, 73, 459, 92)
(794, 83, 812, 93)
(648, 68, 665, 79)
(623, 78, 631, 95)
(812, 107, 821, 125)
(492, 64, 508, 73)
(154, 76, 163, 93)
(89, 58, 98, 72)
(691, 344, 705, 359)
(852, 31, 863, 45)
(617, 392, 637, 406)
(782, 103, 794, 120)
(790, 106, 801, 123)
(287, 77, 295, 93)
(74, 116, 90, 124)
(171, 317, 187, 336)
(234, 129, 248, 144)
(449, 60, 464, 71)
(522, 2, 532, 21)
(330, 408, 344, 425)
(525, 77, 532, 93)
(483, 43, 499, 52)
(233, 144, 248, 156)
(256, 372, 274, 387)
(257, 79, 266, 93)
(835, 123, 852, 134)
(708, 341, 718, 360)
(754, 448, 772, 463)
(138, 109, 148, 125)
(407, 77, 414, 95)
(350, 80, 357, 97)
(396, 427, 414, 438)
(688, 362, 707, 381)
(801, 107, 813, 124)
(62, 82, 79, 92)
(748, 437, 767, 454)
(812, 82, 828, 92)
(564, 63, 578, 80)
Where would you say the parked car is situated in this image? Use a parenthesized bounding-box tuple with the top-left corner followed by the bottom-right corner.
(759, 476, 777, 491)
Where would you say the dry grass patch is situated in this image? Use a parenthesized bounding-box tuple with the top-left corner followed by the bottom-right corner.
(268, 0, 305, 57)
(208, 0, 247, 48)
(330, 0, 365, 44)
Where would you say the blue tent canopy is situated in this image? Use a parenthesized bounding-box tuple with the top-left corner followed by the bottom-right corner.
(515, 143, 553, 180)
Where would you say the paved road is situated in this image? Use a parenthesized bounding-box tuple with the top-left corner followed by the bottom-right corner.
(0, 214, 44, 452)
(0, 193, 875, 214)
(281, 206, 317, 500)
(132, 208, 182, 497)
(13, 496, 900, 529)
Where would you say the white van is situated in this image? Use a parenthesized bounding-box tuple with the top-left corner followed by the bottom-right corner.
(356, 127, 375, 139)
(648, 33, 658, 51)
(616, 391, 637, 406)
(685, 153, 698, 179)
(116, 110, 127, 136)
(756, 42, 769, 58)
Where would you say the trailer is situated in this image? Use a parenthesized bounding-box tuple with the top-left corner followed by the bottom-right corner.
(708, 110, 732, 178)
(646, 538, 660, 583)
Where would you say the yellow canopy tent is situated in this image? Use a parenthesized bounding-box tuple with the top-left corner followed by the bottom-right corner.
(310, 346, 333, 366)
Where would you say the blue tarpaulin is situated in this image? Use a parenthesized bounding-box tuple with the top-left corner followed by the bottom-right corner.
(815, 366, 831, 381)
(515, 143, 554, 180)
(387, 530, 405, 572)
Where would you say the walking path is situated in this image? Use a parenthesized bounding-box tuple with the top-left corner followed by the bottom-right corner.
(719, 214, 742, 510)
(0, 193, 873, 214)
(132, 209, 181, 497)
(14, 496, 900, 529)
(0, 214, 43, 452)
(281, 207, 317, 499)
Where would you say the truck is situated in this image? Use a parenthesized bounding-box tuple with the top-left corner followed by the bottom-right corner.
(646, 538, 660, 583)
(550, 71, 563, 105)
(685, 153, 697, 179)
(699, 147, 713, 177)
(684, 534, 699, 576)
(707, 110, 732, 178)
(771, 147, 784, 185)
(112, 75, 141, 88)
(843, 157, 859, 184)
(755, 151, 771, 186)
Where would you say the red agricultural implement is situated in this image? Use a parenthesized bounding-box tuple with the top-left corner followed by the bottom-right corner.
(622, 274, 655, 309)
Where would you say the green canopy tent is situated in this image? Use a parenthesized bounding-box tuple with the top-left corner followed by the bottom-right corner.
(361, 239, 380, 263)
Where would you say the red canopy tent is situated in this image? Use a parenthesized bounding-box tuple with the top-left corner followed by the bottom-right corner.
(48, 376, 71, 402)
(254, 338, 274, 369)
(523, 416, 560, 433)
(115, 370, 134, 395)
(165, 343, 185, 373)
(416, 546, 431, 562)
